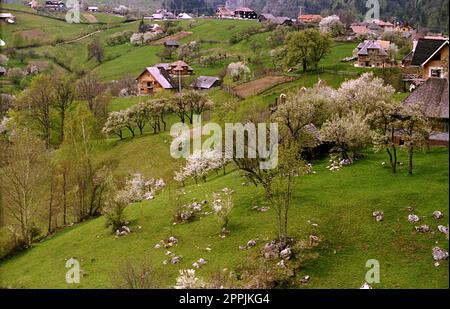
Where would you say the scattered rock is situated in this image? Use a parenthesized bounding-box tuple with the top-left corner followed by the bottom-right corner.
(300, 275, 310, 284)
(433, 211, 444, 220)
(262, 241, 281, 260)
(432, 247, 449, 261)
(171, 256, 181, 264)
(115, 226, 131, 236)
(192, 262, 200, 268)
(415, 225, 430, 233)
(438, 225, 449, 235)
(200, 200, 208, 205)
(154, 244, 161, 249)
(408, 214, 420, 223)
(198, 258, 207, 266)
(360, 282, 372, 289)
(434, 262, 440, 267)
(277, 260, 286, 268)
(165, 250, 173, 256)
(372, 211, 384, 222)
(168, 236, 178, 244)
(247, 240, 257, 248)
(239, 245, 247, 251)
(309, 235, 320, 246)
(280, 247, 292, 260)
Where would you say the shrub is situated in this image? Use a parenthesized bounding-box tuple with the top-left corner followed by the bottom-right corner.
(106, 31, 133, 46)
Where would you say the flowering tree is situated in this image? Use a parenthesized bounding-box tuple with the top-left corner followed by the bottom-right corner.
(227, 62, 251, 82)
(212, 188, 234, 235)
(102, 111, 127, 139)
(398, 102, 431, 175)
(174, 150, 229, 185)
(320, 111, 372, 160)
(334, 73, 395, 117)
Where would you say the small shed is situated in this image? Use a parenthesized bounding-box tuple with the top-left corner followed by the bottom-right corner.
(192, 76, 221, 89)
(164, 40, 180, 48)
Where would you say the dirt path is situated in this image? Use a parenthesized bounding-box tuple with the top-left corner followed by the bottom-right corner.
(58, 30, 102, 45)
(150, 31, 193, 45)
(233, 75, 295, 99)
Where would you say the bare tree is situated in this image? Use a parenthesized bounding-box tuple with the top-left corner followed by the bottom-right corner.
(17, 74, 54, 148)
(53, 73, 76, 143)
(77, 72, 105, 113)
(0, 129, 49, 246)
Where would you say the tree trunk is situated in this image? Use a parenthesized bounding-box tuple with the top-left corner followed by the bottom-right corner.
(408, 146, 414, 175)
(63, 169, 67, 226)
(60, 110, 65, 143)
(48, 175, 55, 234)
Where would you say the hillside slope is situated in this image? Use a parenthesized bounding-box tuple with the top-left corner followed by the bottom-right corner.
(0, 149, 448, 288)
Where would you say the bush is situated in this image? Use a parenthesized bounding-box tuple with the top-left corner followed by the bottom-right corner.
(106, 31, 133, 46)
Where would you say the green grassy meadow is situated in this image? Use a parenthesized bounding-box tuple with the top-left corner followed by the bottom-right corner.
(0, 5, 448, 290)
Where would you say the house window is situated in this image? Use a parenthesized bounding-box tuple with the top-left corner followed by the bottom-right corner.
(444, 121, 449, 133)
(430, 67, 444, 78)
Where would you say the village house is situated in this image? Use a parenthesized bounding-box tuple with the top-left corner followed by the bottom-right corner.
(298, 14, 322, 24)
(258, 14, 293, 26)
(0, 13, 16, 24)
(87, 6, 99, 13)
(216, 6, 234, 19)
(178, 13, 193, 19)
(44, 1, 65, 11)
(372, 19, 394, 32)
(408, 38, 449, 80)
(234, 7, 258, 20)
(167, 60, 194, 76)
(402, 78, 449, 146)
(355, 40, 391, 67)
(191, 76, 221, 90)
(136, 66, 175, 95)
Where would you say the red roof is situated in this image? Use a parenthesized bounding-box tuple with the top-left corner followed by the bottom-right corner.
(298, 14, 322, 23)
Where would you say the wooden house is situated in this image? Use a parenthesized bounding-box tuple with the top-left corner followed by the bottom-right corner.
(409, 38, 449, 80)
(136, 67, 174, 95)
(402, 78, 449, 145)
(234, 7, 257, 20)
(167, 60, 194, 76)
(216, 6, 234, 19)
(355, 40, 390, 67)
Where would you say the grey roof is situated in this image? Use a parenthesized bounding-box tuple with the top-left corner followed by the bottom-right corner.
(403, 78, 449, 119)
(164, 40, 180, 46)
(429, 132, 449, 142)
(357, 41, 388, 56)
(259, 13, 275, 19)
(193, 76, 220, 89)
(145, 67, 174, 89)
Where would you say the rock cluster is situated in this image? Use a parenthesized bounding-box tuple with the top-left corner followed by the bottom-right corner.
(432, 247, 449, 261)
(433, 211, 444, 220)
(115, 226, 131, 237)
(415, 225, 430, 233)
(408, 214, 420, 223)
(372, 211, 384, 222)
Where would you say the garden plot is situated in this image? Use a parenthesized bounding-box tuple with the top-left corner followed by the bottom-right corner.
(233, 75, 295, 99)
